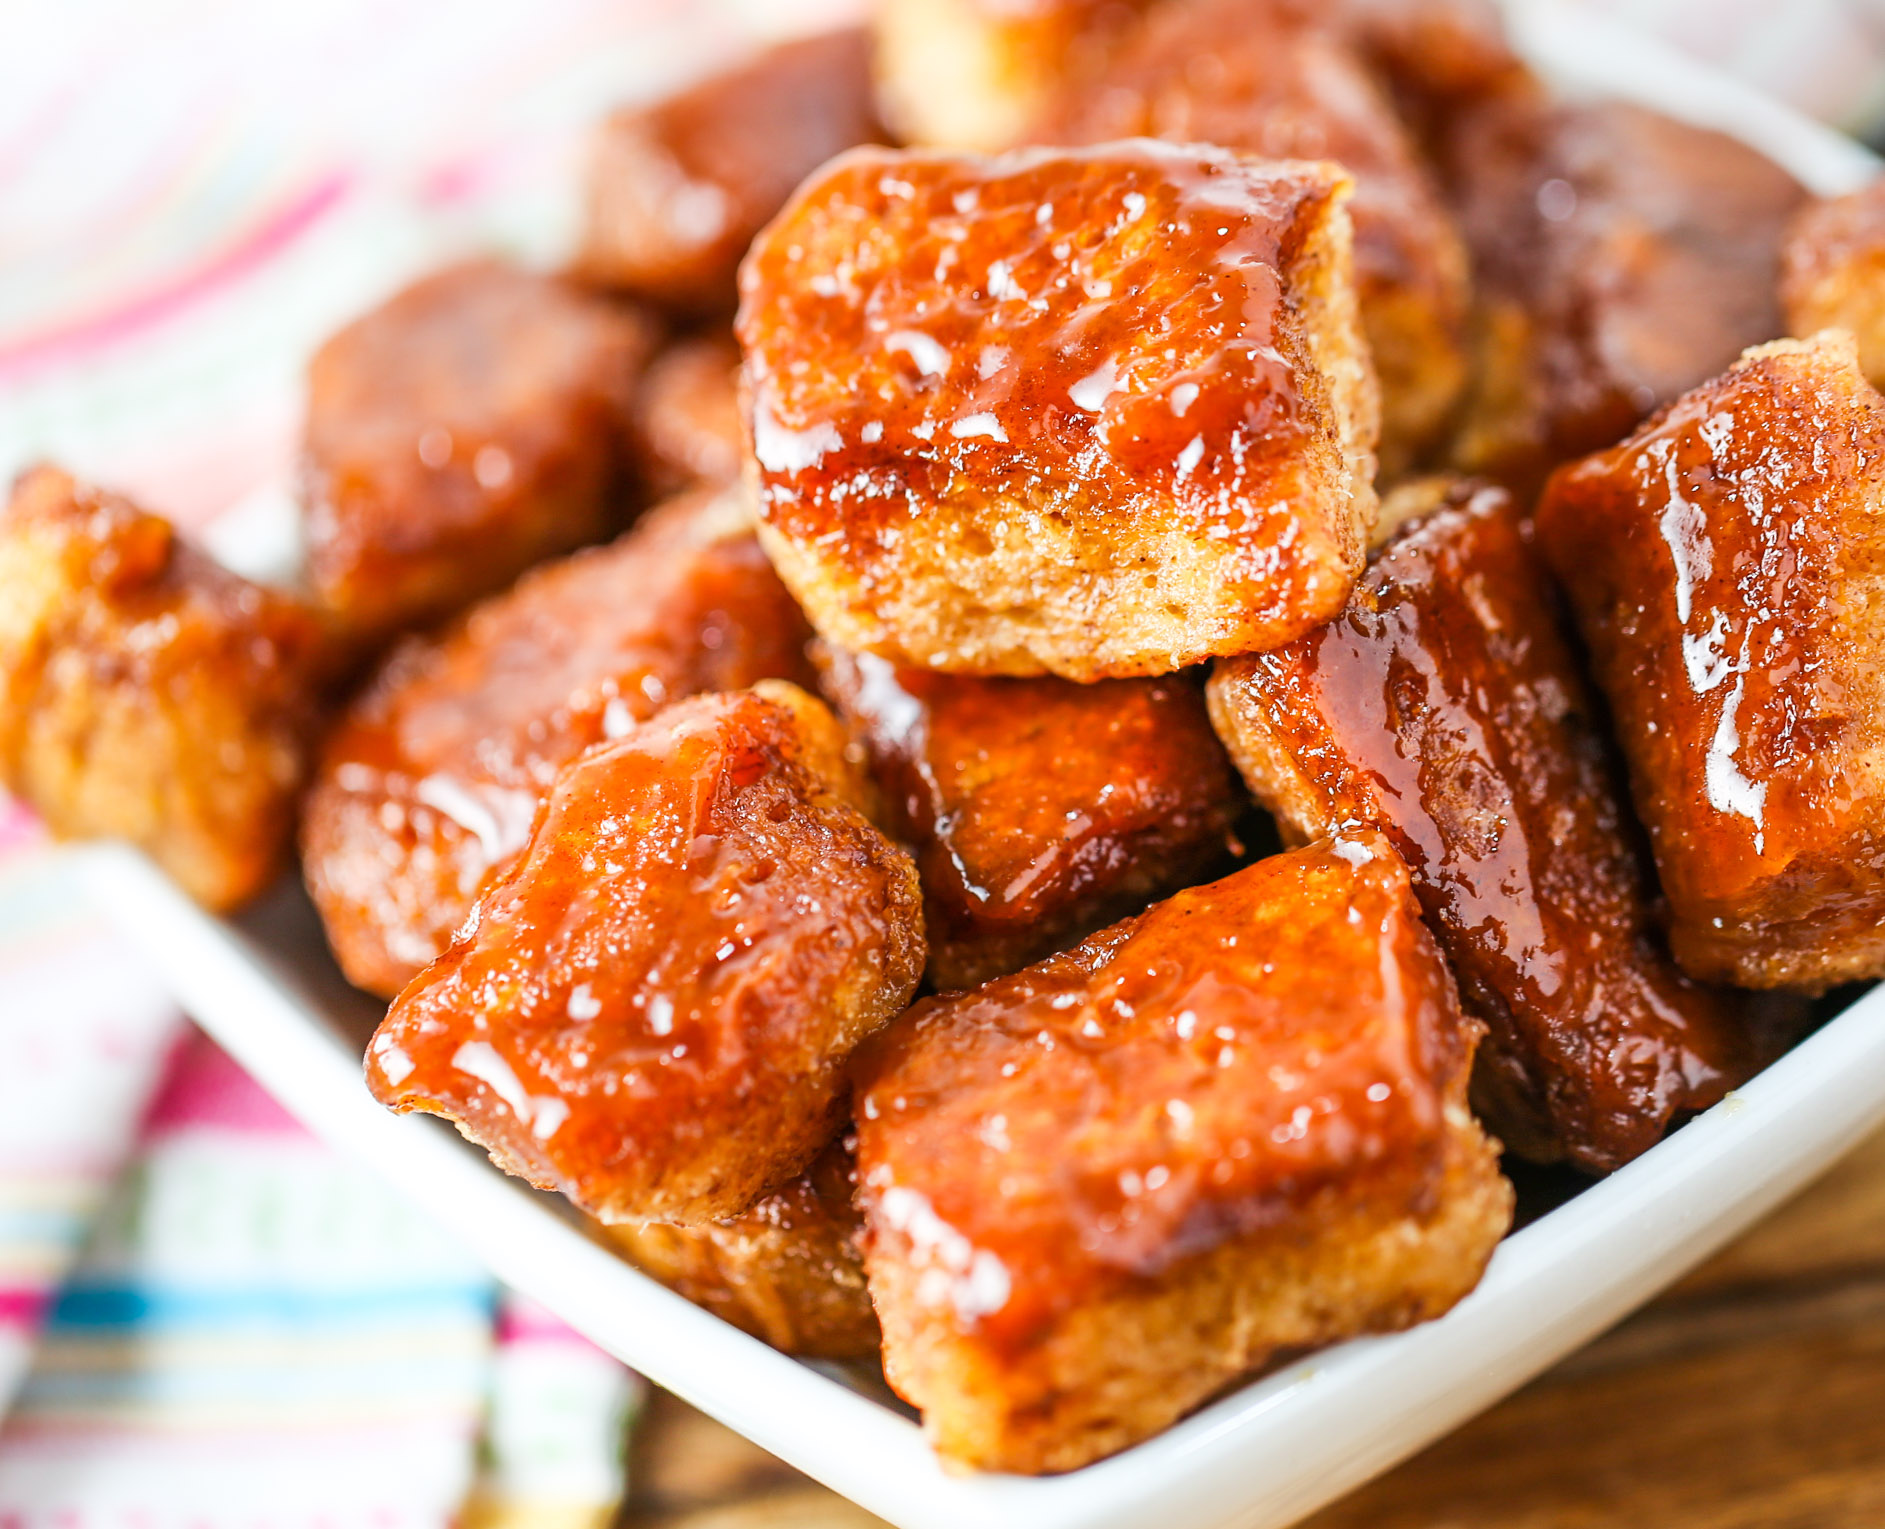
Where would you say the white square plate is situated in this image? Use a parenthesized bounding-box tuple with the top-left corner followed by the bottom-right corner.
(68, 5, 1885, 1527)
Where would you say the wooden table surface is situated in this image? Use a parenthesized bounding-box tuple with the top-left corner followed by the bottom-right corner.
(618, 1122, 1885, 1529)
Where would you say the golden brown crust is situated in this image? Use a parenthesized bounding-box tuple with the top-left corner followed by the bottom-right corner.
(601, 1132, 878, 1358)
(818, 648, 1246, 989)
(574, 29, 883, 311)
(632, 333, 747, 495)
(1781, 179, 1885, 390)
(854, 833, 1509, 1473)
(1207, 479, 1770, 1171)
(301, 259, 655, 646)
(0, 466, 322, 911)
(1034, 0, 1470, 477)
(737, 142, 1379, 679)
(1536, 333, 1885, 992)
(1440, 100, 1806, 497)
(302, 484, 816, 998)
(367, 686, 925, 1225)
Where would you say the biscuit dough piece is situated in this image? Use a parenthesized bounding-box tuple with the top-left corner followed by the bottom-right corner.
(872, 0, 1151, 152)
(1442, 100, 1805, 496)
(1208, 479, 1764, 1171)
(820, 648, 1245, 989)
(1782, 179, 1885, 390)
(303, 485, 816, 998)
(602, 1132, 878, 1358)
(633, 333, 747, 495)
(302, 260, 654, 646)
(1038, 0, 1470, 477)
(738, 143, 1379, 680)
(1537, 334, 1885, 992)
(575, 29, 882, 312)
(0, 466, 322, 911)
(367, 684, 925, 1226)
(855, 833, 1510, 1474)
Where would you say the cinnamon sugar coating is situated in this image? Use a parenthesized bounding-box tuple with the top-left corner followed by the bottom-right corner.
(601, 1132, 878, 1357)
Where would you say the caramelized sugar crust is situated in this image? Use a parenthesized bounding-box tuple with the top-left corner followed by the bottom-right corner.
(633, 333, 747, 495)
(575, 28, 882, 311)
(1208, 480, 1762, 1171)
(367, 686, 925, 1225)
(0, 466, 322, 911)
(1441, 100, 1806, 496)
(1782, 180, 1885, 390)
(601, 1131, 878, 1358)
(302, 260, 654, 646)
(303, 486, 816, 998)
(854, 834, 1509, 1473)
(1036, 0, 1470, 476)
(819, 647, 1246, 989)
(738, 142, 1379, 679)
(1537, 334, 1885, 992)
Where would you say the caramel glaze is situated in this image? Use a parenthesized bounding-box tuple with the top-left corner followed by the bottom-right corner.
(302, 259, 655, 647)
(1536, 334, 1885, 992)
(854, 832, 1475, 1354)
(736, 143, 1366, 663)
(575, 27, 883, 312)
(302, 485, 815, 998)
(1209, 481, 1768, 1171)
(1438, 98, 1806, 497)
(1033, 0, 1469, 469)
(0, 465, 323, 913)
(819, 647, 1247, 989)
(367, 687, 925, 1226)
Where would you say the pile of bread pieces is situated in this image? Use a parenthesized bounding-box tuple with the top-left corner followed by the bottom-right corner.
(7, 0, 1885, 1476)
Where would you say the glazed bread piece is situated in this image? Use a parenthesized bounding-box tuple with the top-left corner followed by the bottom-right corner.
(303, 484, 816, 998)
(0, 466, 322, 911)
(575, 28, 882, 312)
(1334, 0, 1529, 140)
(819, 648, 1245, 989)
(855, 833, 1510, 1474)
(1208, 479, 1765, 1172)
(633, 333, 746, 495)
(302, 260, 654, 647)
(738, 143, 1379, 680)
(1036, 0, 1470, 477)
(1536, 334, 1885, 992)
(1782, 179, 1885, 389)
(601, 1132, 878, 1358)
(872, 0, 1151, 152)
(1441, 99, 1806, 496)
(367, 684, 925, 1225)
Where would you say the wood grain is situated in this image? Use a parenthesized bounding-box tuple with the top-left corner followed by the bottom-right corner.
(618, 1125, 1885, 1528)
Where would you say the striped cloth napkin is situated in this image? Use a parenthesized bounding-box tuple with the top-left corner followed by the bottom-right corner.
(0, 823, 643, 1528)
